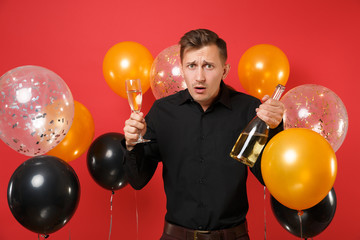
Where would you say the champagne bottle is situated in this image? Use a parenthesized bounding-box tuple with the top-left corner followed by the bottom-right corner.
(230, 84, 285, 167)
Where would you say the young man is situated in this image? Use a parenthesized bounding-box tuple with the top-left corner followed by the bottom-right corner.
(123, 29, 284, 240)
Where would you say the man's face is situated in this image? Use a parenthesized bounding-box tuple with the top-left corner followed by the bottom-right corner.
(181, 44, 230, 111)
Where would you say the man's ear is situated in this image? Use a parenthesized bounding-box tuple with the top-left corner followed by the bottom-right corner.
(222, 64, 231, 80)
(180, 64, 185, 78)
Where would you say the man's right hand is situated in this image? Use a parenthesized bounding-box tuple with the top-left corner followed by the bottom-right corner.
(123, 112, 147, 151)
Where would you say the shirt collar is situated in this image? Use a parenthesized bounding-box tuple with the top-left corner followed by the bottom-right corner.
(177, 81, 232, 110)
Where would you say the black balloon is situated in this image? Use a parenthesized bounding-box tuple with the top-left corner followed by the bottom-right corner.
(7, 156, 80, 234)
(271, 188, 337, 238)
(87, 132, 128, 190)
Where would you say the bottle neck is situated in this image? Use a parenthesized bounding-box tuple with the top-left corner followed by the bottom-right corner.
(271, 84, 286, 100)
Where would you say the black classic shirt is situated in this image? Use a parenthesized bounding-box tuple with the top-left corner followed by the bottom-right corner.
(124, 82, 282, 231)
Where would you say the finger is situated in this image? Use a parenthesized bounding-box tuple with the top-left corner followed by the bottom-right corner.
(124, 122, 140, 134)
(257, 109, 283, 128)
(257, 105, 284, 119)
(126, 117, 146, 131)
(256, 100, 285, 128)
(130, 112, 145, 122)
(258, 100, 285, 114)
(124, 133, 139, 150)
(125, 131, 139, 143)
(261, 95, 270, 103)
(124, 124, 140, 144)
(261, 98, 283, 107)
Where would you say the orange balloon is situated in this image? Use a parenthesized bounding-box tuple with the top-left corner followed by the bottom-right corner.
(238, 44, 289, 99)
(103, 41, 153, 98)
(261, 128, 337, 210)
(47, 101, 95, 162)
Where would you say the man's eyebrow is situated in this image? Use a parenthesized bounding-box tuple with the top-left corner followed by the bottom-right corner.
(203, 60, 215, 65)
(185, 60, 197, 65)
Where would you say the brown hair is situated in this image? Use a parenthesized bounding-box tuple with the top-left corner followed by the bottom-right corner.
(179, 29, 227, 63)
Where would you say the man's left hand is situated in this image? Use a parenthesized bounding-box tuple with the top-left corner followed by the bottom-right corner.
(256, 95, 285, 129)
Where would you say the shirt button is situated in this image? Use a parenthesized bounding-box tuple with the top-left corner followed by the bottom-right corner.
(200, 157, 204, 163)
(199, 178, 205, 184)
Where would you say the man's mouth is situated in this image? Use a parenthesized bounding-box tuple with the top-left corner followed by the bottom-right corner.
(194, 85, 206, 94)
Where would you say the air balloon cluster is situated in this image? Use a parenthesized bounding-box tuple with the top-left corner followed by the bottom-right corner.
(235, 43, 347, 238)
(0, 66, 88, 236)
(1, 40, 153, 236)
(0, 38, 348, 239)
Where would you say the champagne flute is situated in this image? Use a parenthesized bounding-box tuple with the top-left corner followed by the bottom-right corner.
(125, 79, 150, 143)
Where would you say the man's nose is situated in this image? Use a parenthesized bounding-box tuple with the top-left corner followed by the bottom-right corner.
(195, 67, 205, 82)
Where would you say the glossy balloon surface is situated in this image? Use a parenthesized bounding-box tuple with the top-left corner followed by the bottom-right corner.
(262, 128, 337, 210)
(103, 41, 153, 99)
(238, 44, 289, 99)
(271, 188, 336, 238)
(7, 156, 80, 234)
(87, 132, 128, 191)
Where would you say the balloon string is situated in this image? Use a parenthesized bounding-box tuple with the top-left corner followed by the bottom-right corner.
(264, 186, 267, 240)
(134, 190, 139, 240)
(298, 210, 304, 240)
(108, 191, 115, 240)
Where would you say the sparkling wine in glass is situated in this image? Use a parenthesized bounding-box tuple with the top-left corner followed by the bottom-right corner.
(125, 79, 150, 143)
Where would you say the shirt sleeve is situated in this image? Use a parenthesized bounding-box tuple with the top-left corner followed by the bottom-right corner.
(122, 104, 161, 190)
(122, 142, 158, 190)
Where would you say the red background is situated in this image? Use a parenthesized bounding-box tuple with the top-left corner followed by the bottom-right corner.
(0, 0, 359, 239)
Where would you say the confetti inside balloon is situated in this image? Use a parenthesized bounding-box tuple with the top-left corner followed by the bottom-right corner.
(47, 100, 94, 162)
(150, 44, 187, 99)
(281, 84, 348, 152)
(0, 65, 74, 156)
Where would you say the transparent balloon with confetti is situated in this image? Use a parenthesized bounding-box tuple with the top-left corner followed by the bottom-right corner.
(0, 65, 74, 156)
(150, 44, 187, 99)
(281, 84, 348, 152)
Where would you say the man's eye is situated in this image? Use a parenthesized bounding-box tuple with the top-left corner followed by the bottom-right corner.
(205, 64, 213, 69)
(188, 64, 195, 69)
